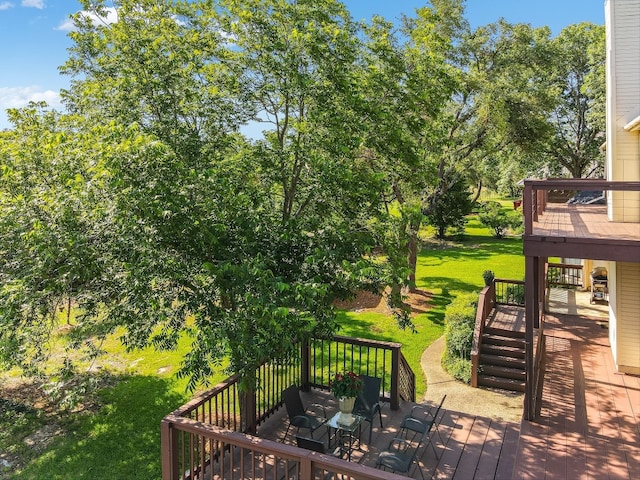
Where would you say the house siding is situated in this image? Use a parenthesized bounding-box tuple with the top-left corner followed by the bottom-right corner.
(615, 262, 640, 374)
(606, 0, 640, 221)
(604, 1, 640, 375)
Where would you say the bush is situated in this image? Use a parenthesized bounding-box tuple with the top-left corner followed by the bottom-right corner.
(477, 201, 522, 238)
(442, 355, 472, 383)
(441, 293, 477, 383)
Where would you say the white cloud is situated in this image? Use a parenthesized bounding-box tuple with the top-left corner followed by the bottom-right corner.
(0, 86, 62, 129)
(0, 86, 62, 110)
(57, 6, 118, 31)
(0, 2, 15, 11)
(21, 0, 44, 8)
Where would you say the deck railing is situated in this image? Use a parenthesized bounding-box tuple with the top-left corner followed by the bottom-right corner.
(494, 278, 525, 306)
(470, 282, 495, 388)
(546, 262, 583, 288)
(523, 179, 640, 237)
(161, 417, 407, 480)
(532, 306, 546, 418)
(305, 335, 413, 408)
(162, 335, 414, 480)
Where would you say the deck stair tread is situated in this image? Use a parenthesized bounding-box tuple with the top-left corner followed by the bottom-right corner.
(477, 375, 526, 392)
(478, 323, 526, 392)
(484, 326, 526, 339)
(481, 333, 525, 349)
(479, 353, 526, 368)
(480, 364, 526, 380)
(480, 343, 525, 358)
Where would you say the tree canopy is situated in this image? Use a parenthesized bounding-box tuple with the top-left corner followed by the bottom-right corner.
(0, 0, 606, 392)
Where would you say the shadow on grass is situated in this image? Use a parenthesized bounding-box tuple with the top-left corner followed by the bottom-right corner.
(335, 310, 399, 343)
(13, 375, 187, 480)
(418, 237, 523, 265)
(424, 289, 452, 327)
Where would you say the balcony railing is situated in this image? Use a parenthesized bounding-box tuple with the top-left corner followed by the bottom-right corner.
(522, 179, 640, 263)
(546, 262, 583, 288)
(161, 335, 414, 480)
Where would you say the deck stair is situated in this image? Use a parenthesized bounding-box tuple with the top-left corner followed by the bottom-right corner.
(478, 327, 526, 392)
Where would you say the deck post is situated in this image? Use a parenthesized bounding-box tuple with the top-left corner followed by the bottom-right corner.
(523, 183, 533, 233)
(537, 257, 547, 326)
(301, 338, 311, 391)
(524, 255, 539, 420)
(390, 346, 400, 410)
(161, 417, 179, 480)
(241, 389, 258, 435)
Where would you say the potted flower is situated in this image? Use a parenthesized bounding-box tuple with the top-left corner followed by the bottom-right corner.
(330, 371, 363, 414)
(482, 269, 495, 287)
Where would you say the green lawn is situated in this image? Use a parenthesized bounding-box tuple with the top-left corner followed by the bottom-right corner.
(2, 212, 524, 480)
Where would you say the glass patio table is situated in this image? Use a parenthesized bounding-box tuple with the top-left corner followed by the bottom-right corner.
(326, 412, 365, 461)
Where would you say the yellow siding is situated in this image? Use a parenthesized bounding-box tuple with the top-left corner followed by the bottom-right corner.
(607, 0, 640, 221)
(616, 262, 640, 374)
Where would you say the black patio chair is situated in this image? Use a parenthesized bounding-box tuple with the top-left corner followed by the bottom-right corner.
(295, 436, 342, 480)
(351, 375, 383, 443)
(281, 385, 328, 443)
(375, 415, 428, 479)
(402, 394, 446, 459)
(296, 435, 328, 453)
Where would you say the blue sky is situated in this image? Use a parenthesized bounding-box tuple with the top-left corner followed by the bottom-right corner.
(0, 0, 605, 130)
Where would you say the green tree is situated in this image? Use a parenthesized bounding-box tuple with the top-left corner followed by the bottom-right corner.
(423, 173, 473, 239)
(407, 2, 556, 213)
(1, 0, 387, 393)
(540, 23, 606, 178)
(358, 7, 457, 291)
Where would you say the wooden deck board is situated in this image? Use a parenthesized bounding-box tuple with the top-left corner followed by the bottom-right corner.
(257, 392, 522, 480)
(487, 305, 526, 333)
(514, 312, 639, 480)
(246, 307, 638, 479)
(532, 205, 640, 242)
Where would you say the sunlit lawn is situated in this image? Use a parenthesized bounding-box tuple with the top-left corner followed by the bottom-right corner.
(4, 212, 525, 480)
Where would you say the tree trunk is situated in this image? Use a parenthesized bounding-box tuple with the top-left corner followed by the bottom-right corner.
(471, 179, 482, 204)
(406, 216, 421, 292)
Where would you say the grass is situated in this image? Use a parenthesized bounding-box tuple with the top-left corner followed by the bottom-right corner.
(1, 210, 524, 480)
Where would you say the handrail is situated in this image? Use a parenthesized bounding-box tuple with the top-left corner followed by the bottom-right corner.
(471, 283, 495, 388)
(523, 178, 640, 189)
(161, 414, 408, 480)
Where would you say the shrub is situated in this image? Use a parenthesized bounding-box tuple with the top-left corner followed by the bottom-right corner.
(482, 270, 495, 286)
(442, 293, 477, 383)
(477, 201, 522, 238)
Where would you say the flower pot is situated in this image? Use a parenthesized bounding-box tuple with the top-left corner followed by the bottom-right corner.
(338, 396, 356, 414)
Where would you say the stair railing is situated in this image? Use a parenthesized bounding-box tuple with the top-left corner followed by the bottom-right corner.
(471, 281, 496, 387)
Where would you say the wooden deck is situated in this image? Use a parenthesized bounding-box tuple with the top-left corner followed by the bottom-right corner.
(257, 390, 519, 479)
(514, 313, 640, 480)
(487, 305, 526, 333)
(250, 298, 638, 479)
(532, 204, 640, 242)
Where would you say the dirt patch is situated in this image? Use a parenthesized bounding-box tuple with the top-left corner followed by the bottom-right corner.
(1, 381, 57, 415)
(333, 289, 432, 317)
(23, 424, 64, 451)
(333, 290, 385, 312)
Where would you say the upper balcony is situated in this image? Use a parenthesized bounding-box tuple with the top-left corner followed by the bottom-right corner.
(522, 179, 640, 262)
